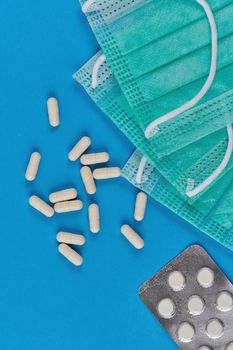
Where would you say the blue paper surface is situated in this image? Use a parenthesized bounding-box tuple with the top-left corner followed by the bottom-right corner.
(0, 1, 232, 349)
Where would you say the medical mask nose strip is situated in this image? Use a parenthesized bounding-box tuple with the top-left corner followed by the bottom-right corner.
(136, 125, 233, 197)
(144, 0, 218, 139)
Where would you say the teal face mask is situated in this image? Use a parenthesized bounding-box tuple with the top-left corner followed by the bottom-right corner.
(80, 0, 233, 157)
(121, 149, 233, 251)
(74, 51, 233, 201)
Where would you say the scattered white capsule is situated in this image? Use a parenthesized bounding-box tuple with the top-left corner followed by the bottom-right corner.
(54, 200, 83, 213)
(80, 166, 96, 194)
(134, 192, 147, 221)
(58, 244, 83, 266)
(56, 232, 85, 246)
(29, 195, 54, 217)
(68, 136, 91, 161)
(88, 204, 100, 233)
(93, 167, 121, 180)
(80, 152, 109, 165)
(49, 188, 77, 203)
(47, 97, 60, 127)
(120, 224, 144, 249)
(25, 152, 41, 181)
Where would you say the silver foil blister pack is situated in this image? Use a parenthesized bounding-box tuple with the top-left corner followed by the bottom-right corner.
(139, 245, 233, 350)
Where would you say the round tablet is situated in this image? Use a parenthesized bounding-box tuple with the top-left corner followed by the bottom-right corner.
(199, 346, 212, 350)
(217, 291, 233, 312)
(157, 298, 175, 319)
(197, 267, 214, 288)
(226, 342, 233, 350)
(206, 319, 224, 339)
(188, 295, 205, 316)
(178, 322, 195, 343)
(168, 271, 185, 291)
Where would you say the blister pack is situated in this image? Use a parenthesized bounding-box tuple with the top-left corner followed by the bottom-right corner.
(139, 245, 233, 350)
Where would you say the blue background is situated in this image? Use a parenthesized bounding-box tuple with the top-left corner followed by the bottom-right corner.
(0, 1, 232, 349)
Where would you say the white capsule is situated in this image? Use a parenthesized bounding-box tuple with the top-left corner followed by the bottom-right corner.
(68, 136, 91, 161)
(47, 97, 60, 127)
(93, 167, 121, 180)
(120, 224, 144, 249)
(49, 188, 77, 203)
(88, 204, 100, 233)
(25, 152, 41, 181)
(134, 192, 147, 221)
(29, 195, 54, 217)
(58, 243, 83, 266)
(56, 232, 85, 246)
(54, 200, 83, 213)
(80, 152, 109, 165)
(80, 166, 96, 194)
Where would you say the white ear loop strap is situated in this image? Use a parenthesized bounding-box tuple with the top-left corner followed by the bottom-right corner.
(82, 0, 96, 13)
(186, 124, 233, 197)
(91, 54, 106, 89)
(136, 156, 148, 184)
(136, 125, 233, 192)
(82, 0, 231, 196)
(144, 0, 218, 138)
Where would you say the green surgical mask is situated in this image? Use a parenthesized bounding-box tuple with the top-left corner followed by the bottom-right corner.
(74, 51, 233, 201)
(121, 149, 233, 251)
(80, 0, 233, 157)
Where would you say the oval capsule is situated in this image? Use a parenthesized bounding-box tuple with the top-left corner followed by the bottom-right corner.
(54, 200, 83, 213)
(25, 152, 41, 181)
(134, 192, 147, 221)
(47, 97, 60, 127)
(56, 232, 85, 246)
(80, 152, 109, 165)
(58, 244, 83, 266)
(68, 136, 91, 161)
(120, 224, 144, 249)
(93, 167, 121, 180)
(49, 188, 77, 203)
(88, 204, 100, 233)
(29, 195, 54, 217)
(80, 166, 96, 194)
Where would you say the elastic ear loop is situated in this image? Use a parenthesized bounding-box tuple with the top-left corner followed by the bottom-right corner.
(144, 0, 218, 139)
(82, 0, 96, 13)
(91, 54, 106, 89)
(82, 0, 232, 196)
(137, 0, 231, 196)
(136, 125, 233, 194)
(136, 156, 148, 184)
(186, 124, 233, 197)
